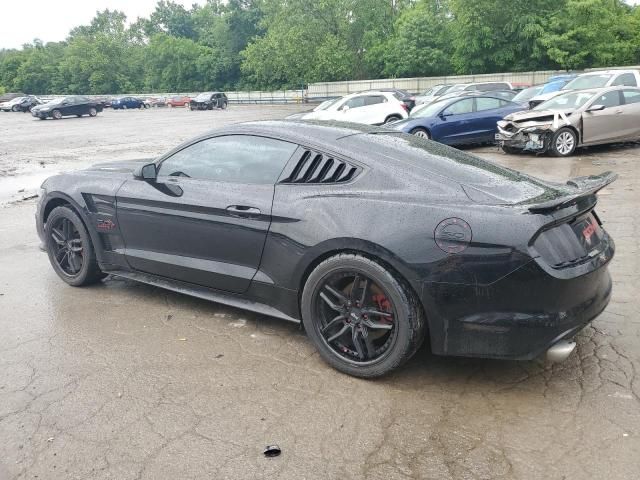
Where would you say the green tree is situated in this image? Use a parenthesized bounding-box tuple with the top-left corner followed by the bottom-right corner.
(380, 0, 454, 78)
(540, 0, 637, 69)
(450, 0, 564, 73)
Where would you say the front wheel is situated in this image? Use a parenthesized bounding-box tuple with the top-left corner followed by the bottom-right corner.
(301, 254, 426, 378)
(550, 127, 577, 157)
(45, 206, 104, 286)
(89, 108, 97, 117)
(12, 105, 20, 112)
(384, 115, 402, 124)
(411, 127, 431, 139)
(52, 109, 62, 120)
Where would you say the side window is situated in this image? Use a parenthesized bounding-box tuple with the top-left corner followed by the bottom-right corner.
(364, 95, 386, 106)
(158, 135, 298, 184)
(475, 97, 502, 111)
(622, 90, 640, 105)
(594, 91, 622, 108)
(612, 73, 637, 87)
(344, 97, 366, 109)
(443, 98, 474, 115)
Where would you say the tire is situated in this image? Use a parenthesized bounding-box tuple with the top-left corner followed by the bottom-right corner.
(123, 105, 128, 110)
(501, 145, 520, 154)
(384, 115, 402, 124)
(221, 102, 228, 110)
(301, 254, 426, 378)
(12, 105, 20, 112)
(76, 114, 82, 117)
(411, 127, 431, 139)
(52, 110, 62, 120)
(550, 127, 577, 157)
(44, 206, 104, 287)
(89, 108, 97, 117)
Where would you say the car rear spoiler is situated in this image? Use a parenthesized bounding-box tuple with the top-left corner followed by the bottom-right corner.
(528, 171, 617, 213)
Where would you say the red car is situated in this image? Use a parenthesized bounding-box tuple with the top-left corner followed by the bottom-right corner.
(166, 95, 191, 107)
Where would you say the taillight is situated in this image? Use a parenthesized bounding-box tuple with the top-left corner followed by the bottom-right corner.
(402, 103, 409, 112)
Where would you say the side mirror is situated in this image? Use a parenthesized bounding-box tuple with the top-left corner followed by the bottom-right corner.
(341, 105, 350, 112)
(134, 163, 157, 181)
(439, 112, 449, 120)
(587, 104, 605, 112)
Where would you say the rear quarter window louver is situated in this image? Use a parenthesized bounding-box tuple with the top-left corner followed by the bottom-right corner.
(280, 150, 359, 184)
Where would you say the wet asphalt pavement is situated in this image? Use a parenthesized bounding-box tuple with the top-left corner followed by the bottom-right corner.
(0, 107, 639, 479)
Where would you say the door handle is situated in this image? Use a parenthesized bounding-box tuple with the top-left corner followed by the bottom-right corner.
(226, 205, 261, 217)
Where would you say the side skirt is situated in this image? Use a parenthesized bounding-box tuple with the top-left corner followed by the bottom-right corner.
(107, 269, 300, 324)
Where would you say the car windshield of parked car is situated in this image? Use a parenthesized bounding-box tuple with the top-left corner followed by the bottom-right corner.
(447, 85, 465, 93)
(563, 74, 611, 90)
(7, 97, 25, 105)
(512, 85, 544, 103)
(313, 98, 340, 111)
(409, 100, 449, 118)
(195, 93, 211, 101)
(534, 91, 594, 111)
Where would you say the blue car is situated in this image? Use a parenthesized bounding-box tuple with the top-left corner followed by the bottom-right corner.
(390, 95, 525, 145)
(111, 97, 146, 110)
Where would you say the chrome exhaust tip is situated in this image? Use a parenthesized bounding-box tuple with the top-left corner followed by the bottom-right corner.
(546, 340, 576, 362)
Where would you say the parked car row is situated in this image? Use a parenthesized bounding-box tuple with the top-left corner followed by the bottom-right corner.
(292, 70, 640, 157)
(0, 95, 42, 112)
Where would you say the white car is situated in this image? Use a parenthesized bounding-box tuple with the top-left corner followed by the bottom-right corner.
(528, 69, 640, 108)
(300, 91, 408, 125)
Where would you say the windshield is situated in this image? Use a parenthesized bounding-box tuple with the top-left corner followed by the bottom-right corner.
(195, 93, 211, 101)
(314, 98, 340, 111)
(45, 97, 66, 106)
(410, 100, 448, 118)
(512, 85, 544, 103)
(8, 97, 25, 104)
(535, 91, 594, 111)
(562, 74, 612, 90)
(447, 85, 465, 93)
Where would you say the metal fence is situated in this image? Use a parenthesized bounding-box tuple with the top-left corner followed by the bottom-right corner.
(307, 65, 640, 99)
(33, 65, 640, 105)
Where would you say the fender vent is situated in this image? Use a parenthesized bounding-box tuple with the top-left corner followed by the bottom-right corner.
(280, 150, 358, 184)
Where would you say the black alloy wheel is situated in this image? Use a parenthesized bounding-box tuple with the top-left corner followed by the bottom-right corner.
(49, 216, 84, 277)
(45, 206, 104, 286)
(302, 254, 425, 377)
(315, 272, 397, 364)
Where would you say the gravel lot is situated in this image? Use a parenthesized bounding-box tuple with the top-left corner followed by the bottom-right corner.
(0, 106, 639, 479)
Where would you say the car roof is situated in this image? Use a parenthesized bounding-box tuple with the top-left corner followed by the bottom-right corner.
(577, 70, 638, 76)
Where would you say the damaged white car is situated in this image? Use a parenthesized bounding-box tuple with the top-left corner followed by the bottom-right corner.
(496, 86, 640, 157)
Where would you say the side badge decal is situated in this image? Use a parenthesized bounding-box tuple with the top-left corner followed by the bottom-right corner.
(434, 218, 472, 254)
(96, 218, 116, 231)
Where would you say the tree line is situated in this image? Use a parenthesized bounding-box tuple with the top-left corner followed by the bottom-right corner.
(1, 0, 639, 95)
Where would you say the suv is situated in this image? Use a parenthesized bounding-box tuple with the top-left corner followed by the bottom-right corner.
(189, 92, 228, 110)
(300, 91, 408, 125)
(528, 70, 640, 108)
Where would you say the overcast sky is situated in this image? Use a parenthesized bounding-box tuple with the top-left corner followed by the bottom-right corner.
(0, 0, 204, 49)
(1, 0, 639, 50)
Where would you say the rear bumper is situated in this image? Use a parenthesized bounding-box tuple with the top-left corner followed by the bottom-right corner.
(423, 258, 613, 360)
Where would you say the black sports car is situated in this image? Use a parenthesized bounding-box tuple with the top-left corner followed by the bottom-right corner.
(31, 96, 103, 120)
(189, 92, 228, 110)
(36, 121, 615, 377)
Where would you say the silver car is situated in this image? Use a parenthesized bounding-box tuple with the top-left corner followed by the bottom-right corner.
(496, 86, 640, 157)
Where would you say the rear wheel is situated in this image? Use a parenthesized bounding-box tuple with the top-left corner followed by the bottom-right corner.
(45, 206, 104, 286)
(52, 109, 62, 120)
(301, 254, 425, 378)
(89, 108, 97, 117)
(384, 115, 402, 124)
(411, 127, 430, 139)
(550, 128, 577, 157)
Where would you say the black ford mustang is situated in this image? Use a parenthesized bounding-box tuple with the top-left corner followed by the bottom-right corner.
(36, 121, 615, 377)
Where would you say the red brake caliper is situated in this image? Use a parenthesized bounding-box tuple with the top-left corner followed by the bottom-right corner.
(372, 294, 394, 325)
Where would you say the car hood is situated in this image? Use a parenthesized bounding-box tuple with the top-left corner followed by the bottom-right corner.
(503, 108, 576, 123)
(85, 158, 154, 175)
(389, 117, 431, 131)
